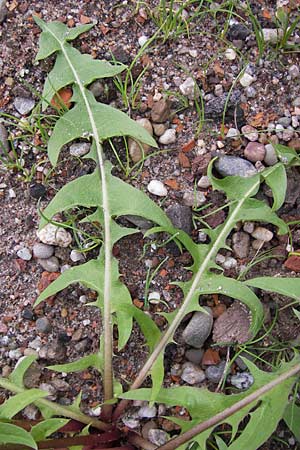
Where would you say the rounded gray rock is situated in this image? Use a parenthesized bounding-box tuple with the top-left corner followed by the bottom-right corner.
(205, 361, 226, 383)
(37, 256, 60, 272)
(185, 348, 204, 364)
(181, 362, 206, 385)
(232, 231, 250, 259)
(148, 429, 169, 446)
(36, 317, 52, 334)
(182, 307, 213, 348)
(214, 156, 257, 178)
(33, 243, 54, 259)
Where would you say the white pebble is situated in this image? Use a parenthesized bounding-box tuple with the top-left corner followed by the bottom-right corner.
(239, 73, 255, 87)
(148, 292, 160, 304)
(37, 223, 72, 248)
(226, 128, 240, 139)
(147, 180, 167, 197)
(70, 250, 85, 262)
(179, 77, 195, 99)
(17, 247, 32, 261)
(197, 176, 211, 189)
(251, 227, 273, 242)
(158, 129, 176, 145)
(138, 35, 148, 47)
(225, 48, 236, 60)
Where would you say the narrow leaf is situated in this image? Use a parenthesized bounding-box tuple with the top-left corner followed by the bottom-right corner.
(0, 389, 48, 419)
(9, 355, 37, 388)
(262, 163, 287, 210)
(31, 418, 69, 441)
(245, 277, 300, 300)
(0, 423, 37, 449)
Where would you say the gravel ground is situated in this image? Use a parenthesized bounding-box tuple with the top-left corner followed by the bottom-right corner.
(0, 1, 300, 449)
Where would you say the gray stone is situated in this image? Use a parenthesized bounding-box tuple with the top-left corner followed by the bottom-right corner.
(197, 175, 211, 189)
(223, 256, 238, 270)
(23, 363, 42, 388)
(239, 73, 255, 87)
(36, 317, 52, 334)
(230, 372, 254, 389)
(33, 243, 54, 259)
(151, 99, 170, 123)
(153, 123, 167, 137)
(147, 180, 167, 196)
(244, 142, 265, 162)
(179, 77, 196, 99)
(122, 413, 140, 429)
(70, 250, 84, 262)
(226, 128, 240, 139)
(264, 144, 278, 166)
(289, 65, 299, 79)
(293, 97, 300, 107)
(0, 123, 9, 154)
(277, 117, 292, 127)
(124, 215, 153, 231)
(205, 361, 226, 383)
(37, 256, 60, 272)
(224, 48, 236, 60)
(166, 203, 193, 234)
(23, 405, 39, 420)
(182, 191, 206, 207)
(214, 156, 257, 177)
(244, 86, 257, 98)
(128, 118, 153, 162)
(13, 97, 35, 115)
(17, 247, 32, 261)
(232, 232, 250, 259)
(185, 348, 204, 365)
(205, 90, 241, 118)
(262, 28, 283, 43)
(181, 362, 206, 385)
(37, 224, 72, 247)
(8, 349, 22, 359)
(182, 307, 213, 348)
(138, 405, 157, 418)
(241, 125, 258, 142)
(251, 227, 273, 242)
(0, 0, 7, 23)
(158, 129, 176, 145)
(51, 379, 71, 391)
(69, 142, 91, 157)
(148, 429, 169, 446)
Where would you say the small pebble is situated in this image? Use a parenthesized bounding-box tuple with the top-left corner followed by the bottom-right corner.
(226, 128, 240, 139)
(13, 97, 35, 115)
(244, 142, 265, 162)
(70, 250, 84, 262)
(244, 86, 256, 98)
(148, 291, 160, 304)
(262, 28, 283, 43)
(36, 317, 52, 334)
(37, 256, 60, 272)
(148, 429, 169, 446)
(205, 361, 226, 383)
(182, 308, 213, 348)
(138, 405, 157, 418)
(197, 175, 211, 189)
(33, 243, 54, 259)
(17, 247, 32, 261)
(69, 142, 91, 157)
(8, 188, 16, 198)
(29, 183, 46, 199)
(239, 73, 255, 87)
(241, 125, 258, 142)
(232, 231, 250, 259)
(251, 227, 273, 242)
(215, 156, 257, 178)
(185, 348, 204, 365)
(182, 191, 206, 207)
(224, 48, 236, 60)
(158, 129, 176, 145)
(147, 180, 167, 197)
(288, 65, 299, 79)
(181, 362, 206, 385)
(230, 372, 254, 389)
(138, 35, 148, 47)
(22, 308, 35, 320)
(264, 144, 278, 166)
(179, 77, 196, 99)
(243, 221, 255, 234)
(223, 257, 238, 270)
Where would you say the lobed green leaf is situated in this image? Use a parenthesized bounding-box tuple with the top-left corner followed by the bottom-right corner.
(0, 423, 37, 449)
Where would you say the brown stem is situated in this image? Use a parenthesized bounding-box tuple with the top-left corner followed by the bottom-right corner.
(156, 363, 300, 450)
(127, 432, 156, 450)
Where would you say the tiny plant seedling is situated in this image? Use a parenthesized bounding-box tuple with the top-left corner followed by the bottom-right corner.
(0, 19, 300, 450)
